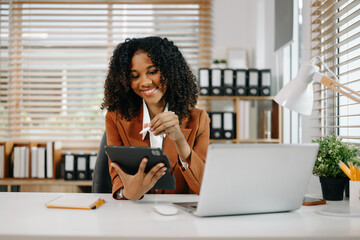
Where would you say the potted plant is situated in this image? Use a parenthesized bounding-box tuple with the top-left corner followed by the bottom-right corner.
(211, 59, 220, 68)
(312, 134, 360, 200)
(219, 59, 227, 68)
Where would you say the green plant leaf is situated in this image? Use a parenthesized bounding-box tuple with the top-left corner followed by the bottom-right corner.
(312, 134, 360, 178)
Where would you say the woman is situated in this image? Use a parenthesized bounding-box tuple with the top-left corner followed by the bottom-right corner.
(101, 36, 210, 200)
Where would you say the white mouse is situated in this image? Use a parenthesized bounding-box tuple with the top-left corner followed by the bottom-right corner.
(152, 204, 178, 216)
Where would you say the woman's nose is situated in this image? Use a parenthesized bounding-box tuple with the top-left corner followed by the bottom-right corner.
(139, 75, 152, 86)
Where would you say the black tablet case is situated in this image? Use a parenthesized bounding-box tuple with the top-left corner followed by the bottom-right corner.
(104, 145, 175, 190)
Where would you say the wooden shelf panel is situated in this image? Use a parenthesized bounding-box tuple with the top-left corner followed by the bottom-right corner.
(0, 179, 92, 193)
(0, 179, 91, 186)
(199, 96, 275, 101)
(210, 139, 281, 144)
(236, 139, 281, 143)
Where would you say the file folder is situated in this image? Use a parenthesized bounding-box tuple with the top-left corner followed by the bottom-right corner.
(46, 141, 53, 179)
(235, 69, 247, 96)
(0, 145, 4, 178)
(31, 147, 38, 178)
(223, 69, 235, 96)
(37, 147, 46, 179)
(199, 68, 210, 96)
(13, 147, 21, 178)
(210, 69, 223, 96)
(209, 112, 223, 139)
(248, 69, 260, 96)
(260, 69, 271, 96)
(64, 153, 76, 180)
(76, 154, 89, 180)
(223, 112, 236, 139)
(89, 154, 97, 180)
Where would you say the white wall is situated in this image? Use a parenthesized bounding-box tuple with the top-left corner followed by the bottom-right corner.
(212, 0, 275, 71)
(212, 0, 322, 196)
(211, 0, 276, 112)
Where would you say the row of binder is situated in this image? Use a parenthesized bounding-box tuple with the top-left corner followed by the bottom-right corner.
(0, 141, 60, 179)
(64, 153, 97, 181)
(208, 112, 236, 140)
(14, 144, 54, 179)
(199, 68, 271, 96)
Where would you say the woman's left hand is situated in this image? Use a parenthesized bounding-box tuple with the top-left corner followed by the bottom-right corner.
(151, 111, 191, 162)
(150, 111, 183, 142)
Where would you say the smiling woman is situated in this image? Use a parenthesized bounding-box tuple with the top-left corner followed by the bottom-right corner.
(129, 51, 166, 113)
(101, 36, 210, 201)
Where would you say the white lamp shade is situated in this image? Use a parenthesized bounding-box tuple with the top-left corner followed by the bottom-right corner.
(274, 61, 319, 116)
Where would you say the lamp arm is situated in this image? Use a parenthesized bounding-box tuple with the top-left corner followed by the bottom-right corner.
(313, 56, 339, 81)
(314, 73, 360, 103)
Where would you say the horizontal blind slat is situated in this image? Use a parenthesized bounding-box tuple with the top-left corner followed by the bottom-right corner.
(1, 0, 212, 152)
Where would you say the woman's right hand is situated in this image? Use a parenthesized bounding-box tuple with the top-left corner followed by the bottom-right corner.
(110, 158, 167, 201)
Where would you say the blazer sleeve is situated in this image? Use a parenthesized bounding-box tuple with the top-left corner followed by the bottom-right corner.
(180, 109, 210, 194)
(105, 111, 125, 199)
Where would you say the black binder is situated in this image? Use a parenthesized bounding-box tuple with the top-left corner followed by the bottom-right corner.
(235, 69, 247, 96)
(248, 69, 260, 96)
(260, 69, 271, 96)
(209, 112, 223, 139)
(76, 154, 89, 180)
(88, 154, 97, 180)
(64, 153, 76, 180)
(223, 112, 236, 139)
(199, 68, 210, 96)
(210, 68, 223, 96)
(223, 69, 235, 96)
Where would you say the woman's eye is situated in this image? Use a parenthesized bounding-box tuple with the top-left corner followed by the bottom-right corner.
(130, 75, 139, 79)
(149, 69, 158, 75)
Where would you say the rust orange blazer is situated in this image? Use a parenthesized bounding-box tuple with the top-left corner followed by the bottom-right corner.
(105, 107, 210, 198)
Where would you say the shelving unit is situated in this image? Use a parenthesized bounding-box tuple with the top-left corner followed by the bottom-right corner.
(0, 141, 88, 192)
(0, 141, 62, 180)
(198, 96, 282, 143)
(0, 179, 92, 193)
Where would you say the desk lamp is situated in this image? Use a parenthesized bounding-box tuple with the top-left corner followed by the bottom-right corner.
(274, 56, 360, 115)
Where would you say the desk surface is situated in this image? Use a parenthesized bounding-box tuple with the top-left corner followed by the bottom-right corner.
(0, 192, 360, 240)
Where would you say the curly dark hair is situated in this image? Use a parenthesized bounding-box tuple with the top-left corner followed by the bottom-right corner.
(101, 36, 199, 121)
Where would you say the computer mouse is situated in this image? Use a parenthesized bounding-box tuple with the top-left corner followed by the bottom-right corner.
(152, 204, 178, 216)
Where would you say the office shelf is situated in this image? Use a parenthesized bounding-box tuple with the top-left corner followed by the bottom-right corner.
(198, 96, 282, 143)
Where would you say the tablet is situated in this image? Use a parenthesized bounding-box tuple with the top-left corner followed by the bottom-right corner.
(104, 145, 175, 190)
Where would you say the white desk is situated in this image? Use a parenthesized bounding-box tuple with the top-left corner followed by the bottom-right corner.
(0, 192, 360, 240)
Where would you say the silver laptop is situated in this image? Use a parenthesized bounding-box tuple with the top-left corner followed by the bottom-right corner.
(173, 143, 319, 217)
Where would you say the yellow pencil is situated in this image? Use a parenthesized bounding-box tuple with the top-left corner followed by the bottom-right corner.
(349, 162, 354, 180)
(356, 166, 360, 181)
(338, 161, 352, 180)
(91, 198, 105, 209)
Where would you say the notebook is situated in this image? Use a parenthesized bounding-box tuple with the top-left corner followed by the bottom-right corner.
(173, 143, 319, 217)
(46, 195, 105, 210)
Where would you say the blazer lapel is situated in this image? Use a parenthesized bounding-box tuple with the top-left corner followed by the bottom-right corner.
(119, 109, 149, 147)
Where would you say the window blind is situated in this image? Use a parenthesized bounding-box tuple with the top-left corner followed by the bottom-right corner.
(311, 0, 360, 143)
(0, 0, 212, 153)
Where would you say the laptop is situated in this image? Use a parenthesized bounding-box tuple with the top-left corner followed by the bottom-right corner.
(173, 143, 319, 217)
